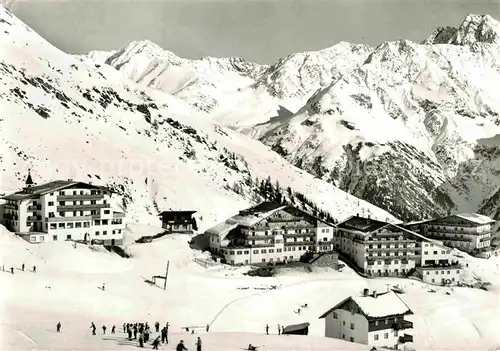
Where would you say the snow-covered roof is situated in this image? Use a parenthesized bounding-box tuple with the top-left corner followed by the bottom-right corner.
(454, 213, 495, 225)
(2, 180, 110, 201)
(319, 291, 413, 319)
(230, 204, 287, 227)
(205, 221, 239, 239)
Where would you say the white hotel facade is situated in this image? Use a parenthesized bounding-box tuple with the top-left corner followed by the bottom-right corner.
(2, 174, 125, 245)
(205, 202, 335, 265)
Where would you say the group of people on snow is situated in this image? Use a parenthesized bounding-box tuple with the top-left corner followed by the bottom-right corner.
(265, 324, 284, 335)
(82, 321, 204, 350)
(2, 263, 36, 274)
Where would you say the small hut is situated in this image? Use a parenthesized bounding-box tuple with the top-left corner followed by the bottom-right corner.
(282, 322, 309, 335)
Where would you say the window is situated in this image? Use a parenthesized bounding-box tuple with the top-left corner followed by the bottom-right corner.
(96, 231, 100, 236)
(102, 220, 108, 225)
(104, 210, 110, 214)
(53, 235, 57, 241)
(350, 337, 354, 342)
(84, 222, 90, 228)
(95, 220, 101, 226)
(50, 224, 57, 229)
(49, 212, 55, 218)
(424, 251, 428, 254)
(384, 333, 388, 339)
(30, 236, 36, 242)
(58, 223, 65, 229)
(67, 223, 74, 229)
(91, 210, 97, 215)
(59, 191, 65, 195)
(350, 323, 354, 330)
(75, 222, 82, 228)
(66, 235, 71, 240)
(103, 231, 107, 235)
(333, 312, 338, 319)
(374, 334, 379, 340)
(261, 249, 266, 253)
(73, 191, 77, 195)
(40, 236, 44, 242)
(91, 200, 96, 205)
(342, 334, 345, 339)
(342, 321, 346, 326)
(48, 201, 54, 206)
(59, 212, 65, 217)
(253, 250, 258, 254)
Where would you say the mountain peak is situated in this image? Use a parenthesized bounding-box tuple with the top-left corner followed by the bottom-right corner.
(424, 13, 500, 45)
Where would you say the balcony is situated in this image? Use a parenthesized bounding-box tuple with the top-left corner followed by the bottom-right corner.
(392, 320, 413, 331)
(398, 334, 413, 343)
(4, 203, 19, 210)
(480, 236, 491, 242)
(3, 213, 18, 220)
(113, 212, 125, 219)
(283, 232, 316, 238)
(47, 215, 92, 222)
(27, 205, 42, 211)
(57, 194, 105, 201)
(27, 216, 39, 221)
(267, 216, 304, 223)
(56, 203, 110, 212)
(366, 246, 416, 252)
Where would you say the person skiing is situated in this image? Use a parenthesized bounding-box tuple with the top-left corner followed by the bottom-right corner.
(21, 263, 25, 272)
(111, 325, 116, 334)
(33, 265, 36, 273)
(102, 325, 107, 334)
(176, 340, 188, 351)
(133, 324, 138, 339)
(10, 267, 13, 274)
(144, 326, 150, 343)
(277, 324, 280, 335)
(265, 324, 269, 335)
(102, 283, 105, 291)
(205, 324, 209, 332)
(155, 321, 160, 333)
(123, 323, 126, 333)
(127, 324, 133, 340)
(195, 337, 202, 351)
(152, 336, 160, 350)
(90, 322, 96, 335)
(56, 322, 61, 332)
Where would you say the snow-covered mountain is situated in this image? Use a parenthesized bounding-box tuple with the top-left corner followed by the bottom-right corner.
(0, 6, 395, 230)
(92, 14, 500, 221)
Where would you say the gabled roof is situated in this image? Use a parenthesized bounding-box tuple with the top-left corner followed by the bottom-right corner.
(2, 180, 111, 201)
(403, 213, 495, 227)
(336, 215, 390, 233)
(158, 210, 197, 216)
(319, 291, 413, 319)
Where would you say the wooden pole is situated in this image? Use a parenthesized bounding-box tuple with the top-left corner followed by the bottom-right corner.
(164, 261, 170, 290)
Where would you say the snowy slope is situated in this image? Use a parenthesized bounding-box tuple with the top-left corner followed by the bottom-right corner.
(0, 6, 396, 230)
(93, 14, 500, 221)
(1, 224, 500, 350)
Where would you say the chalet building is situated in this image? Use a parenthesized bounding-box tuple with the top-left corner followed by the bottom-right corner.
(335, 215, 462, 284)
(403, 213, 495, 256)
(319, 289, 414, 349)
(1, 173, 125, 245)
(205, 202, 335, 265)
(158, 210, 197, 233)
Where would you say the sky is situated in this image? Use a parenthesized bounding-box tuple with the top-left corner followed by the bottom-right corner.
(10, 0, 500, 64)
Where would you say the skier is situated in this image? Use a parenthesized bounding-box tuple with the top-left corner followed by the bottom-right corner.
(134, 324, 138, 339)
(196, 337, 202, 351)
(102, 325, 107, 334)
(247, 344, 257, 351)
(205, 324, 209, 332)
(123, 323, 126, 333)
(139, 332, 144, 348)
(33, 265, 36, 273)
(155, 321, 160, 333)
(144, 326, 150, 343)
(21, 263, 25, 271)
(56, 322, 61, 332)
(127, 324, 133, 340)
(102, 283, 105, 291)
(10, 267, 14, 274)
(152, 336, 160, 350)
(90, 322, 96, 335)
(176, 340, 188, 351)
(111, 325, 116, 334)
(265, 324, 269, 335)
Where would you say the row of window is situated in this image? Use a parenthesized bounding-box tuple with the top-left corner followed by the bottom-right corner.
(49, 222, 90, 229)
(367, 251, 418, 257)
(229, 255, 298, 265)
(52, 190, 107, 196)
(367, 259, 410, 266)
(423, 250, 447, 255)
(227, 245, 314, 256)
(424, 270, 460, 275)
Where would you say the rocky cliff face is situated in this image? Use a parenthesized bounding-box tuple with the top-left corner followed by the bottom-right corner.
(88, 14, 500, 221)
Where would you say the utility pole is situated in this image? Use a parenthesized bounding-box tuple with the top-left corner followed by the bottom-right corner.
(164, 260, 170, 290)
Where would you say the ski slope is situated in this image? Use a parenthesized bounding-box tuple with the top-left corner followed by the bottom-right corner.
(1, 224, 500, 350)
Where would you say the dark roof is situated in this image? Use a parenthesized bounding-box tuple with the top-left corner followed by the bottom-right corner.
(283, 322, 310, 333)
(158, 210, 197, 216)
(238, 201, 284, 216)
(2, 180, 110, 201)
(337, 215, 389, 233)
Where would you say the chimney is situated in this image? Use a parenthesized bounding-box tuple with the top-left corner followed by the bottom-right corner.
(356, 213, 359, 217)
(363, 288, 369, 296)
(68, 178, 73, 181)
(372, 290, 377, 298)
